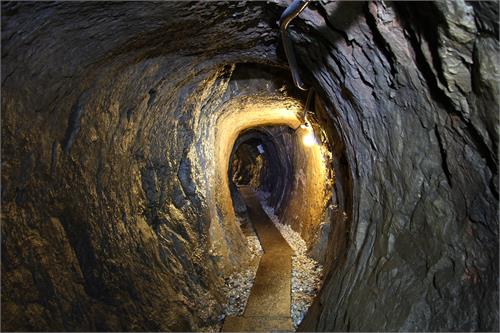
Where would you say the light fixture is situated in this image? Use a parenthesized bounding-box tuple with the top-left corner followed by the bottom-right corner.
(302, 131, 317, 147)
(280, 0, 318, 148)
(302, 123, 318, 147)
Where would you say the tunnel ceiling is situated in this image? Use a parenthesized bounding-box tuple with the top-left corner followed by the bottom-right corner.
(1, 1, 498, 332)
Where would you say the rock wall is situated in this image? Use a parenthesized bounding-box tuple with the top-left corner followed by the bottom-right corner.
(1, 2, 284, 330)
(297, 1, 499, 331)
(1, 1, 498, 332)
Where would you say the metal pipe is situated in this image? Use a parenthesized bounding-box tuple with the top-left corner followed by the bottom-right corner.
(279, 0, 312, 91)
(303, 87, 314, 121)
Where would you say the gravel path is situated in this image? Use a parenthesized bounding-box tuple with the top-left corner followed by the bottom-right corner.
(222, 218, 263, 317)
(220, 190, 322, 330)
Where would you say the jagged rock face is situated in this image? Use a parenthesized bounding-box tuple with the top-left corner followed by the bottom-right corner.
(1, 1, 498, 332)
(296, 1, 499, 331)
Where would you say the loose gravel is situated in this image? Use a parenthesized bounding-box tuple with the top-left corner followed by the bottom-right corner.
(222, 221, 263, 317)
(257, 191, 323, 329)
(220, 191, 322, 331)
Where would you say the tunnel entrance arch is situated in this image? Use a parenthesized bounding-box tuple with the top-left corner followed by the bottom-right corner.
(220, 116, 336, 329)
(229, 138, 268, 188)
(194, 63, 352, 330)
(227, 126, 296, 212)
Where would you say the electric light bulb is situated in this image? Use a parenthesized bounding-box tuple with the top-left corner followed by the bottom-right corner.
(303, 131, 317, 146)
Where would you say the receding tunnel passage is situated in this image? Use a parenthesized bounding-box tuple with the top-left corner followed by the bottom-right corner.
(229, 127, 294, 198)
(231, 141, 265, 187)
(1, 1, 498, 333)
(225, 124, 329, 330)
(230, 138, 270, 189)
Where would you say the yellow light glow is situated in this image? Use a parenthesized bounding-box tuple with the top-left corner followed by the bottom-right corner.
(303, 131, 317, 146)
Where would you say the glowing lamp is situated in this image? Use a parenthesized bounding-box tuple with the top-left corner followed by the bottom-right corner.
(303, 131, 317, 146)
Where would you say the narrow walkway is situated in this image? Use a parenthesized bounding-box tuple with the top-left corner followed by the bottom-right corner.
(223, 186, 293, 332)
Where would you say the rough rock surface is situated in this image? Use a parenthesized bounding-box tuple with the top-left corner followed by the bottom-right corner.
(2, 2, 287, 331)
(1, 1, 498, 332)
(295, 1, 499, 331)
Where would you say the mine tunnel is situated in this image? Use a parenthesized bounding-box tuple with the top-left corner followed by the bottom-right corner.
(1, 1, 499, 332)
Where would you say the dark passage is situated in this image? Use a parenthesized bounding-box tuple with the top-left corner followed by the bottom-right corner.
(230, 139, 267, 188)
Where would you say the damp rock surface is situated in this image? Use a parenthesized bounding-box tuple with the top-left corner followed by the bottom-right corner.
(297, 1, 499, 331)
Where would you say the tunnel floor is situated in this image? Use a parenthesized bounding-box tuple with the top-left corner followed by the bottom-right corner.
(223, 186, 294, 332)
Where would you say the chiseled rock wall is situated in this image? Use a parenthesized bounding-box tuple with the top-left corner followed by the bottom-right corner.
(1, 2, 283, 331)
(298, 1, 498, 331)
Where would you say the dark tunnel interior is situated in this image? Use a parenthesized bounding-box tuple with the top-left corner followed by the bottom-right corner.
(229, 127, 295, 198)
(230, 137, 269, 188)
(1, 1, 498, 332)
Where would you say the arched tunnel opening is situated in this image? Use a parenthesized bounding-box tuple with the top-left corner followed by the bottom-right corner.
(1, 1, 498, 332)
(230, 133, 276, 190)
(229, 127, 297, 208)
(224, 121, 335, 329)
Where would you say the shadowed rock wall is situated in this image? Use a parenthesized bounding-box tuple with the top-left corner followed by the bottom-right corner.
(230, 140, 265, 187)
(297, 1, 499, 331)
